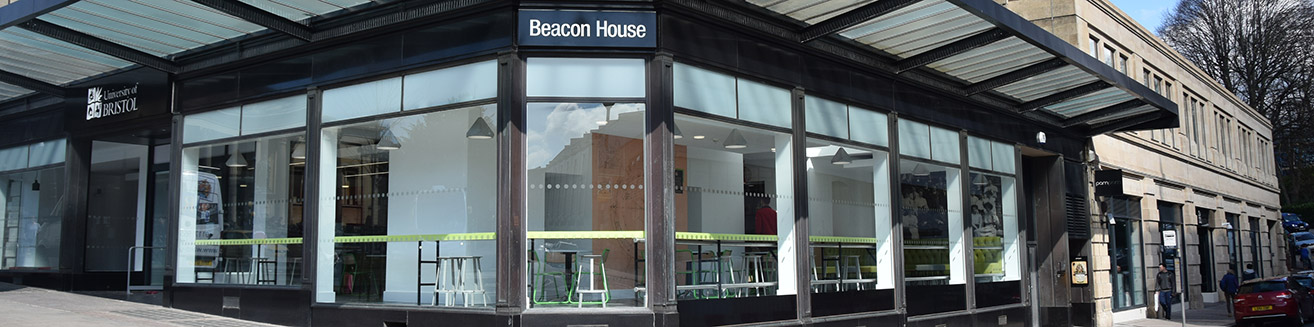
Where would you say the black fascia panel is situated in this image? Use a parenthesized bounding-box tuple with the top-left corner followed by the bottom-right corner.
(943, 0, 1177, 120)
(0, 0, 76, 30)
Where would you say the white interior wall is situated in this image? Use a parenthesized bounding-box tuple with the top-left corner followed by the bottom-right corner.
(684, 146, 743, 233)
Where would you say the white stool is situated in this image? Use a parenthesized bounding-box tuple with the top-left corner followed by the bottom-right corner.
(743, 253, 770, 296)
(575, 250, 610, 307)
(841, 255, 863, 291)
(432, 256, 487, 307)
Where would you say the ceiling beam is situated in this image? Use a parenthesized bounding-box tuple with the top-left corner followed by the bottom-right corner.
(0, 69, 67, 97)
(1061, 99, 1146, 128)
(964, 58, 1065, 96)
(799, 0, 922, 43)
(192, 0, 313, 41)
(18, 19, 180, 74)
(896, 28, 1010, 73)
(1017, 81, 1109, 112)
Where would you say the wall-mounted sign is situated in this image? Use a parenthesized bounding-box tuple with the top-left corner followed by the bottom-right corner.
(67, 68, 168, 130)
(1163, 230, 1177, 248)
(518, 10, 656, 47)
(85, 84, 139, 121)
(1071, 257, 1089, 285)
(1094, 169, 1124, 196)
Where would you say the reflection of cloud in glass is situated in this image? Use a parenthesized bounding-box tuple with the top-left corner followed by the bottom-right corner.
(526, 103, 643, 169)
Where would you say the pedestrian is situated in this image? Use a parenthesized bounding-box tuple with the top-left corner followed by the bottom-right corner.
(1219, 269, 1239, 317)
(1155, 264, 1176, 319)
(1243, 263, 1257, 280)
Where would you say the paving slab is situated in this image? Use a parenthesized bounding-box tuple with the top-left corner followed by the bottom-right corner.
(0, 282, 282, 327)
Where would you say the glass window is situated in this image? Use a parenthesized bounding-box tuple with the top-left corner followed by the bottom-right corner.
(900, 159, 964, 285)
(403, 60, 498, 111)
(805, 95, 848, 139)
(929, 126, 960, 164)
(967, 137, 991, 171)
(0, 146, 26, 172)
(848, 107, 889, 147)
(1088, 37, 1099, 57)
(527, 58, 645, 98)
(1118, 55, 1128, 74)
(1108, 197, 1145, 310)
(528, 103, 645, 308)
(898, 120, 930, 160)
(673, 63, 737, 119)
(1103, 45, 1114, 66)
(0, 166, 65, 270)
(240, 96, 307, 135)
(27, 139, 66, 167)
(322, 77, 403, 123)
(177, 131, 304, 285)
(183, 107, 241, 144)
(673, 114, 794, 304)
(970, 171, 1020, 307)
(805, 137, 895, 314)
(737, 79, 791, 129)
(312, 105, 498, 306)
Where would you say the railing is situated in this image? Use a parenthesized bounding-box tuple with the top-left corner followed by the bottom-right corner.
(126, 246, 166, 294)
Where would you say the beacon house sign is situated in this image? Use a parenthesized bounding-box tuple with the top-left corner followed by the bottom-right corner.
(86, 84, 139, 121)
(518, 10, 656, 48)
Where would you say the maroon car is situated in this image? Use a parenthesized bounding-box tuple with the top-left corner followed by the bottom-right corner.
(1234, 276, 1314, 326)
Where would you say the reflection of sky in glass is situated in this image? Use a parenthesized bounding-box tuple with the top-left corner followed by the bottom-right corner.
(526, 103, 642, 169)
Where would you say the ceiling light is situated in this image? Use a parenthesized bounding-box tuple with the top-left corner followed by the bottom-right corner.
(240, 184, 248, 188)
(972, 174, 988, 186)
(693, 135, 705, 140)
(723, 129, 748, 149)
(831, 148, 853, 165)
(291, 143, 306, 160)
(377, 131, 402, 150)
(341, 184, 350, 188)
(912, 163, 930, 177)
(673, 122, 683, 139)
(466, 117, 494, 140)
(597, 102, 615, 125)
(226, 152, 248, 168)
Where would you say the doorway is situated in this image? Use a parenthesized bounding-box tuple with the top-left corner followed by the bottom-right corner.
(83, 132, 169, 290)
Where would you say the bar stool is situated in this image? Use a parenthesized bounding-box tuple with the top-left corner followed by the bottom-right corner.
(812, 255, 842, 292)
(743, 252, 770, 296)
(456, 256, 488, 307)
(841, 255, 865, 291)
(575, 249, 610, 307)
(717, 250, 738, 297)
(432, 257, 458, 306)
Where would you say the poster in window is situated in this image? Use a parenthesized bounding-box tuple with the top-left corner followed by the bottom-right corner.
(970, 174, 1003, 238)
(1072, 259, 1089, 285)
(195, 171, 222, 268)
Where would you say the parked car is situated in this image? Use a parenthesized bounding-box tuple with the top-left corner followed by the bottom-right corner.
(1286, 213, 1309, 232)
(1234, 276, 1314, 326)
(1293, 232, 1314, 249)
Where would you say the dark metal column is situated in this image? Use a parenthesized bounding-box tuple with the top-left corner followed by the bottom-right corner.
(646, 53, 677, 318)
(495, 52, 527, 315)
(302, 87, 321, 291)
(887, 114, 907, 319)
(163, 112, 183, 305)
(790, 87, 811, 322)
(960, 131, 975, 310)
(61, 136, 91, 275)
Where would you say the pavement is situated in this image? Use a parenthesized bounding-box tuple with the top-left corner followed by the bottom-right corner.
(0, 282, 282, 327)
(1114, 301, 1314, 327)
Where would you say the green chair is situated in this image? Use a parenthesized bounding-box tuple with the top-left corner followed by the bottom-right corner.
(529, 249, 568, 305)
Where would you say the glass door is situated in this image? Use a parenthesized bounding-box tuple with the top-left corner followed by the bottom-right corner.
(85, 135, 169, 285)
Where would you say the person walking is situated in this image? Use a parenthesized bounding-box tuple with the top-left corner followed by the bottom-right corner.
(1155, 264, 1176, 319)
(1219, 269, 1239, 317)
(1243, 263, 1257, 280)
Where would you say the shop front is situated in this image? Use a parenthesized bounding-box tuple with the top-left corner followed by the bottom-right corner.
(0, 0, 1176, 326)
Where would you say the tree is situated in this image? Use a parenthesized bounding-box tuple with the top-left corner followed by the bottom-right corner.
(1159, 0, 1314, 205)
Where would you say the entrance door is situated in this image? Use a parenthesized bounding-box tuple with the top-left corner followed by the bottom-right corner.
(84, 135, 169, 289)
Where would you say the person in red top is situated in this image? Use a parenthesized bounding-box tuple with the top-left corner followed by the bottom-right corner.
(754, 198, 777, 235)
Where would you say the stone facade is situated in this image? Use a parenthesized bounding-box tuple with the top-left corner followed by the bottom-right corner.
(1001, 0, 1283, 326)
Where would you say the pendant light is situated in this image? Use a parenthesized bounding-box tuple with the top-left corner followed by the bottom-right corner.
(377, 130, 402, 150)
(912, 163, 930, 176)
(291, 143, 306, 160)
(723, 129, 748, 149)
(597, 103, 615, 126)
(672, 122, 684, 139)
(226, 146, 248, 168)
(30, 173, 39, 191)
(972, 174, 988, 186)
(466, 117, 494, 139)
(831, 147, 853, 165)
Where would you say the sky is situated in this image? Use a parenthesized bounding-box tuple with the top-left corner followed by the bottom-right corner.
(1108, 0, 1177, 33)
